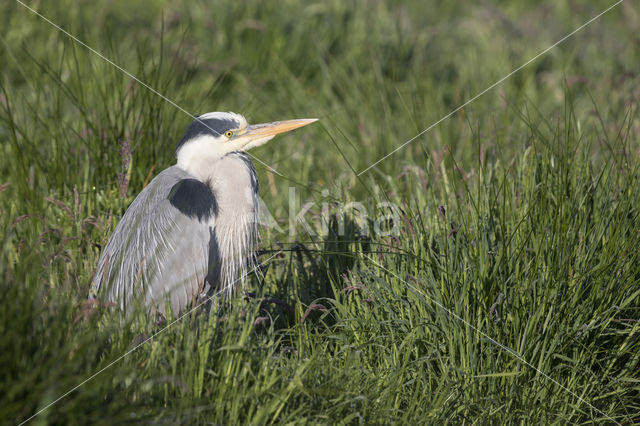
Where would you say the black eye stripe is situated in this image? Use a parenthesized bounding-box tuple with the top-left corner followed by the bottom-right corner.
(176, 117, 241, 154)
(200, 118, 238, 134)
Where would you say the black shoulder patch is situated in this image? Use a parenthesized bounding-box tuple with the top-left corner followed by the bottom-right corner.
(168, 179, 218, 222)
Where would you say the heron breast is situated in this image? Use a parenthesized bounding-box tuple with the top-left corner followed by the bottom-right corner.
(209, 153, 258, 218)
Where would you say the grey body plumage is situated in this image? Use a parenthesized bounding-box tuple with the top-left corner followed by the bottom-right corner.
(92, 112, 316, 315)
(94, 155, 257, 314)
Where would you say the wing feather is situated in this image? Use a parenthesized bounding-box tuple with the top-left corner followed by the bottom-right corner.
(93, 166, 217, 315)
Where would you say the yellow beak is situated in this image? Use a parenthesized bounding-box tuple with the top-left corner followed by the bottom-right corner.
(244, 118, 318, 138)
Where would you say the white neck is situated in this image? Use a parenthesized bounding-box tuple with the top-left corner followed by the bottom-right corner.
(176, 135, 228, 181)
(204, 153, 259, 297)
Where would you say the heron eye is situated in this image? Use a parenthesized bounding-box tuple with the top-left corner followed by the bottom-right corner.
(225, 130, 233, 138)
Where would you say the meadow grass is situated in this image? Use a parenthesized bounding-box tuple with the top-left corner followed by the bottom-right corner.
(1, 0, 639, 424)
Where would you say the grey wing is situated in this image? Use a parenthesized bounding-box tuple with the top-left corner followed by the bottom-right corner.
(93, 166, 218, 315)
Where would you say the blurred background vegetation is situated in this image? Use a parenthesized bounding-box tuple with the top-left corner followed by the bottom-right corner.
(1, 0, 639, 423)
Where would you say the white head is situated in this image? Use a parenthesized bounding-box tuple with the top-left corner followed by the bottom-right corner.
(176, 111, 317, 179)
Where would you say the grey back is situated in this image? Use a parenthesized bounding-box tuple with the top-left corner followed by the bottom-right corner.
(93, 166, 217, 315)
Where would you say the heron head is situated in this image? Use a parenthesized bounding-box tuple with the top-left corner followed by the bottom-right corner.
(176, 112, 317, 175)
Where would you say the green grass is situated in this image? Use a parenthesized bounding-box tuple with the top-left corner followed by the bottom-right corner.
(1, 0, 639, 423)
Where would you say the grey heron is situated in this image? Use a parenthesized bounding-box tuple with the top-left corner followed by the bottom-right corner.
(92, 112, 317, 315)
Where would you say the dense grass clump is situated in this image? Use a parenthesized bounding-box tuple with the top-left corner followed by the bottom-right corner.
(1, 0, 639, 424)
